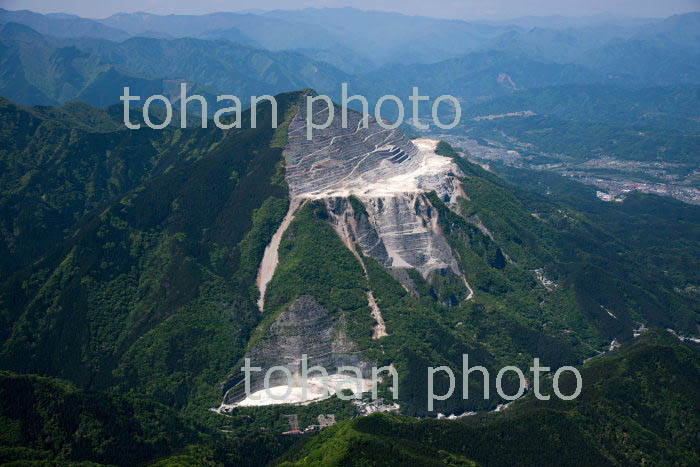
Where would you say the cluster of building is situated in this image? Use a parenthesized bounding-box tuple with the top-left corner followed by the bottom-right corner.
(351, 397, 401, 416)
(281, 397, 401, 435)
(436, 411, 476, 419)
(282, 413, 337, 435)
(435, 134, 700, 207)
(580, 176, 700, 205)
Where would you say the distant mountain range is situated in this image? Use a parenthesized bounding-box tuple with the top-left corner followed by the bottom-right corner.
(0, 21, 349, 107)
(1, 7, 699, 111)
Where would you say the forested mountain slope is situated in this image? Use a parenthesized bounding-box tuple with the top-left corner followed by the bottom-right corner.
(277, 330, 700, 466)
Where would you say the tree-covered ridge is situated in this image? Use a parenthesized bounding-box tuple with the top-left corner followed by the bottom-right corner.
(0, 91, 303, 413)
(499, 166, 700, 312)
(435, 141, 699, 340)
(0, 21, 349, 108)
(0, 96, 186, 280)
(1, 331, 697, 465)
(277, 330, 700, 466)
(0, 371, 206, 465)
(0, 371, 304, 466)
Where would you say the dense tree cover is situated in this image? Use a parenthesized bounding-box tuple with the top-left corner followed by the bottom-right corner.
(0, 96, 164, 278)
(0, 371, 304, 466)
(0, 92, 380, 465)
(436, 141, 699, 339)
(0, 95, 202, 279)
(277, 331, 700, 466)
(265, 201, 368, 319)
(2, 331, 697, 465)
(0, 92, 302, 413)
(0, 371, 206, 465)
(495, 166, 700, 333)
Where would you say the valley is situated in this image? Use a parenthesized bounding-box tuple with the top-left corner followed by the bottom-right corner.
(433, 130, 700, 205)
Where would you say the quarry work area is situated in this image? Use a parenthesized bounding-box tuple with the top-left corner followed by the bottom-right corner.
(281, 99, 468, 280)
(224, 102, 476, 408)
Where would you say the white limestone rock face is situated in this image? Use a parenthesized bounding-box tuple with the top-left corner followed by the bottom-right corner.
(324, 194, 460, 279)
(284, 99, 418, 199)
(284, 96, 466, 279)
(361, 193, 460, 277)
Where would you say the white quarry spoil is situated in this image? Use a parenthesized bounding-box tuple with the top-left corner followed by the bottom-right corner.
(225, 374, 374, 408)
(367, 291, 387, 339)
(256, 198, 303, 311)
(287, 136, 462, 199)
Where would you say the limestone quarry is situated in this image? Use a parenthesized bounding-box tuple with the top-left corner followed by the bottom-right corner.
(220, 295, 374, 409)
(223, 96, 474, 408)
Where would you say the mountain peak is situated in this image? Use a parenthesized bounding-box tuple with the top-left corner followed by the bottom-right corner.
(0, 21, 46, 43)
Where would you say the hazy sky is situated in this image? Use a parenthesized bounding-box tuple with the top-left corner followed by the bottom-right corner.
(2, 0, 699, 20)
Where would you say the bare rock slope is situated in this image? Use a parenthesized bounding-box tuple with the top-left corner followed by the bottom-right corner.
(282, 97, 467, 279)
(220, 295, 372, 408)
